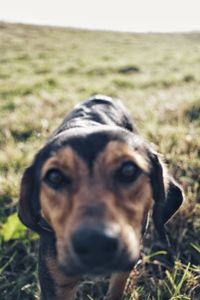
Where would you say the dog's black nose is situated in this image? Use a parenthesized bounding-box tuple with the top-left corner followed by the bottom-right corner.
(71, 225, 119, 266)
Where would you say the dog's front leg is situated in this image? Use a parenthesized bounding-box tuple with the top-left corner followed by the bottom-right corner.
(105, 272, 130, 300)
(39, 255, 80, 300)
(105, 271, 138, 300)
(53, 277, 80, 300)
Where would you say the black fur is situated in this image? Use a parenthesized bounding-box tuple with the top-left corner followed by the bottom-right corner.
(52, 95, 136, 135)
(39, 232, 57, 300)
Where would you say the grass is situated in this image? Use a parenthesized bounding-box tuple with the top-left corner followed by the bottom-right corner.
(0, 22, 199, 299)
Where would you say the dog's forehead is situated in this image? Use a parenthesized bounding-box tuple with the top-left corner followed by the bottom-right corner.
(39, 127, 148, 169)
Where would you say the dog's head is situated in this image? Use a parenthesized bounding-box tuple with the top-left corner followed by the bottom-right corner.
(19, 127, 184, 275)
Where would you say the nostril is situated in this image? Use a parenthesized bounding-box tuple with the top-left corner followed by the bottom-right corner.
(72, 235, 90, 256)
(103, 236, 118, 253)
(71, 226, 119, 262)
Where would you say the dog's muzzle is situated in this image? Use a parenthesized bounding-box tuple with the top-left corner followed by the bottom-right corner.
(58, 223, 139, 275)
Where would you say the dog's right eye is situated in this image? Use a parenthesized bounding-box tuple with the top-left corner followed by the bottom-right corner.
(44, 169, 71, 189)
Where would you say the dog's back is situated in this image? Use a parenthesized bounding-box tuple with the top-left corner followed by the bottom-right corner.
(53, 95, 136, 136)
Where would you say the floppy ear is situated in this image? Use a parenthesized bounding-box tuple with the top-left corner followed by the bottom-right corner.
(18, 164, 41, 232)
(149, 151, 184, 242)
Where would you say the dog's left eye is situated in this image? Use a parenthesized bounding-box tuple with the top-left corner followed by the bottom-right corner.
(115, 161, 140, 184)
(44, 169, 70, 189)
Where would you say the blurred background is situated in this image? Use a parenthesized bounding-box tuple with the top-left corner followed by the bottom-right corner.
(1, 0, 200, 32)
(0, 1, 200, 299)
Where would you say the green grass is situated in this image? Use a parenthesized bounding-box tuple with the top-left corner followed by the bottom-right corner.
(0, 22, 199, 299)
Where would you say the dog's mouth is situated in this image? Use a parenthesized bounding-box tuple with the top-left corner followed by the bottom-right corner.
(58, 249, 138, 276)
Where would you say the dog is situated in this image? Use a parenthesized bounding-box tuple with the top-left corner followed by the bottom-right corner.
(19, 95, 184, 300)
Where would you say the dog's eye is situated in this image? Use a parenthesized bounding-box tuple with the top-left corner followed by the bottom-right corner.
(44, 169, 70, 189)
(115, 161, 140, 184)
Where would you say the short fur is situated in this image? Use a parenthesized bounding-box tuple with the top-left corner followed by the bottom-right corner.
(19, 95, 184, 300)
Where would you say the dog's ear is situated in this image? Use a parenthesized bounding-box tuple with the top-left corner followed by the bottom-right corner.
(18, 164, 41, 232)
(149, 151, 184, 241)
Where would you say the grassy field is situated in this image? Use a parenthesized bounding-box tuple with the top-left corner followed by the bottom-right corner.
(0, 22, 199, 300)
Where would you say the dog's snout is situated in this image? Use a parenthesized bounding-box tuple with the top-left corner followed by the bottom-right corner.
(80, 203, 105, 217)
(71, 225, 119, 266)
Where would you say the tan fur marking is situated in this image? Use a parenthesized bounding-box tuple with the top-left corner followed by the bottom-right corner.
(40, 147, 89, 238)
(96, 141, 149, 173)
(40, 147, 86, 180)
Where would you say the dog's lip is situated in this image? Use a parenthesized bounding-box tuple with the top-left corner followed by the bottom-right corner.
(58, 248, 138, 276)
(59, 259, 137, 276)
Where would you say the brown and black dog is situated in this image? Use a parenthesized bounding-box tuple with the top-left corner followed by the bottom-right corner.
(19, 95, 184, 300)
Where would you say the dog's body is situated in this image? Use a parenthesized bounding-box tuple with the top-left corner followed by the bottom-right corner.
(19, 95, 184, 300)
